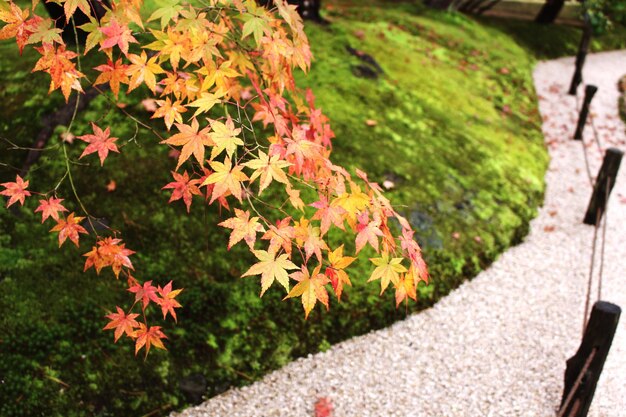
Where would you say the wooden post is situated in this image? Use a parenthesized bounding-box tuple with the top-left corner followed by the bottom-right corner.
(583, 148, 623, 225)
(559, 301, 621, 417)
(574, 85, 598, 141)
(535, 0, 566, 24)
(568, 23, 592, 96)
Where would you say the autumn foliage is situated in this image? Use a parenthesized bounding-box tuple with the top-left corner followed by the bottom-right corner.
(0, 0, 428, 356)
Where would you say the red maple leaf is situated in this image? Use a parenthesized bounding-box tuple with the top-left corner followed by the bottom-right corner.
(128, 280, 160, 310)
(77, 122, 120, 166)
(99, 18, 137, 56)
(103, 306, 140, 342)
(310, 194, 346, 235)
(49, 213, 88, 247)
(1, 174, 31, 207)
(34, 197, 68, 223)
(162, 170, 202, 213)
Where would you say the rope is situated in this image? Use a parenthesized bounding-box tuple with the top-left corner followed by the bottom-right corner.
(575, 93, 595, 187)
(573, 77, 610, 331)
(597, 177, 611, 301)
(587, 106, 604, 154)
(582, 206, 600, 334)
(557, 347, 598, 417)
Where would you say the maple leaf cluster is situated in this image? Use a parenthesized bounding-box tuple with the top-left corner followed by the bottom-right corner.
(0, 0, 428, 355)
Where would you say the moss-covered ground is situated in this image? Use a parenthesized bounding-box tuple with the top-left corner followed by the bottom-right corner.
(0, 1, 621, 415)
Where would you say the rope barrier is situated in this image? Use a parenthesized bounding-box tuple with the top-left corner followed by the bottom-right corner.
(572, 79, 612, 333)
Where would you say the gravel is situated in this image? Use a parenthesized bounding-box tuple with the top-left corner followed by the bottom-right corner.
(173, 50, 626, 417)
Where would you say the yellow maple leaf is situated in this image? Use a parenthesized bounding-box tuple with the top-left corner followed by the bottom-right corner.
(243, 150, 291, 195)
(201, 156, 248, 203)
(285, 264, 329, 319)
(207, 117, 243, 160)
(242, 250, 298, 296)
(325, 245, 355, 301)
(188, 92, 223, 118)
(368, 253, 407, 295)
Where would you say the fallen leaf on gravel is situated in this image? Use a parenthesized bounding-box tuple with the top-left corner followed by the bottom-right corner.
(549, 210, 558, 217)
(315, 397, 333, 417)
(544, 225, 556, 232)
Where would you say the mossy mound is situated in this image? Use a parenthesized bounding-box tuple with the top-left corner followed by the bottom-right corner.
(0, 1, 570, 416)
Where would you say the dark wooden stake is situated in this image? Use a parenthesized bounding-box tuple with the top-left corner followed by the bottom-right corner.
(559, 301, 621, 417)
(583, 148, 623, 225)
(535, 0, 566, 24)
(573, 85, 598, 140)
(568, 23, 592, 95)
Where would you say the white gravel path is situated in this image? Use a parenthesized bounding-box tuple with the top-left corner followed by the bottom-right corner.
(173, 51, 626, 417)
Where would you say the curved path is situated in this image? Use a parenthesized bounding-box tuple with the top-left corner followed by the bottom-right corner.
(174, 51, 626, 417)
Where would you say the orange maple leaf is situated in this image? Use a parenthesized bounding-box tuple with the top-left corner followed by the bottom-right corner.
(34, 197, 68, 222)
(162, 170, 202, 212)
(218, 208, 265, 250)
(103, 306, 140, 342)
(83, 237, 135, 278)
(32, 43, 84, 101)
(61, 0, 92, 23)
(127, 50, 164, 93)
(285, 264, 330, 319)
(134, 323, 167, 356)
(93, 59, 130, 99)
(152, 97, 187, 130)
(160, 118, 214, 170)
(294, 218, 328, 263)
(261, 217, 294, 255)
(325, 245, 355, 301)
(77, 122, 120, 166)
(1, 174, 31, 207)
(50, 213, 88, 247)
(156, 281, 183, 321)
(394, 268, 417, 307)
(99, 18, 137, 56)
